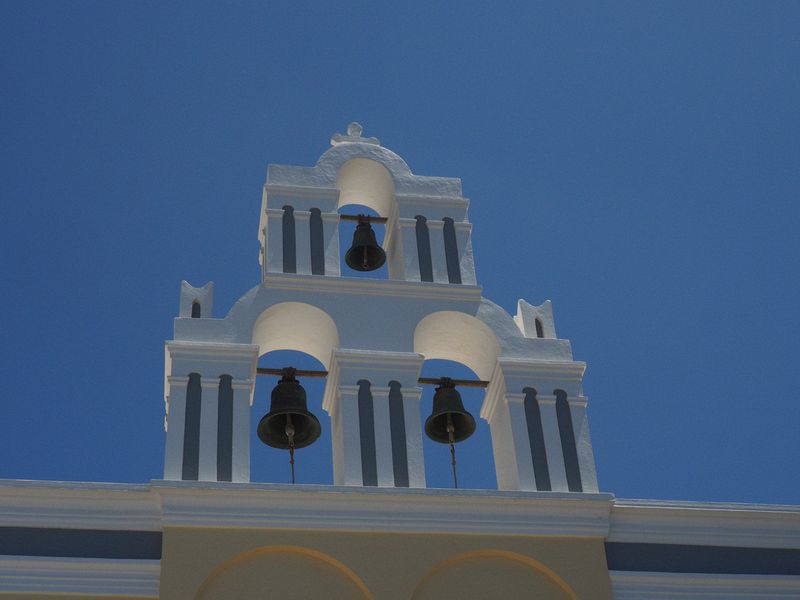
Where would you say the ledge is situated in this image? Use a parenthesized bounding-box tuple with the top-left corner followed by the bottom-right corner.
(152, 481, 614, 536)
(610, 499, 800, 549)
(0, 556, 159, 597)
(0, 480, 160, 531)
(610, 571, 800, 599)
(262, 272, 483, 302)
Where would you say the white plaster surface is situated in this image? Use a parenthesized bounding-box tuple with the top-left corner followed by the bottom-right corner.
(167, 123, 598, 491)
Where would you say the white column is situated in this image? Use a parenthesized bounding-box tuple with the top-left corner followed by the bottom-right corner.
(163, 376, 188, 480)
(402, 387, 426, 488)
(265, 208, 284, 274)
(569, 396, 598, 492)
(294, 210, 311, 275)
(331, 385, 364, 486)
(427, 219, 449, 283)
(370, 387, 395, 487)
(198, 378, 219, 482)
(398, 218, 421, 281)
(321, 212, 341, 277)
(231, 379, 253, 483)
(454, 222, 477, 285)
(486, 392, 536, 491)
(505, 393, 537, 491)
(537, 395, 568, 491)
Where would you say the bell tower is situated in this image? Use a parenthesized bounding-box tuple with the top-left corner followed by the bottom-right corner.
(163, 122, 598, 493)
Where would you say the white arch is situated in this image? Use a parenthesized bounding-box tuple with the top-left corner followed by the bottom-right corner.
(251, 302, 339, 369)
(413, 311, 501, 380)
(336, 158, 395, 217)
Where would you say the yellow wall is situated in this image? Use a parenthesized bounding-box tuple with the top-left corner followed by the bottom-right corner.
(161, 527, 613, 600)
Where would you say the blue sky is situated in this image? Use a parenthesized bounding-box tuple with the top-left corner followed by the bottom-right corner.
(1, 1, 798, 504)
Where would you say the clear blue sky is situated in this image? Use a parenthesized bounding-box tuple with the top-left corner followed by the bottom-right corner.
(1, 1, 798, 504)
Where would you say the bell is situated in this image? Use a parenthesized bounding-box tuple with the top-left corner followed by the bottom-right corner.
(424, 378, 476, 444)
(257, 368, 321, 450)
(344, 217, 386, 271)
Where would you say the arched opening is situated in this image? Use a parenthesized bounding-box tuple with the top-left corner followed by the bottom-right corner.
(336, 159, 395, 279)
(249, 303, 338, 484)
(251, 302, 339, 369)
(413, 311, 501, 381)
(191, 301, 201, 318)
(338, 204, 388, 279)
(414, 311, 502, 489)
(336, 158, 394, 217)
(251, 349, 332, 485)
(419, 358, 495, 489)
(535, 317, 544, 338)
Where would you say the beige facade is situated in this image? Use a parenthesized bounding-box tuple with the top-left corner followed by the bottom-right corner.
(163, 528, 611, 600)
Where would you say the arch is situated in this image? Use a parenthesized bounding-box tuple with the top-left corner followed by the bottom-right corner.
(194, 545, 372, 600)
(411, 549, 579, 600)
(413, 311, 501, 381)
(190, 301, 201, 318)
(252, 302, 339, 369)
(336, 158, 395, 217)
(535, 317, 545, 338)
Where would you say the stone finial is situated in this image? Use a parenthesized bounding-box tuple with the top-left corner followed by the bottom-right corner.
(331, 121, 380, 146)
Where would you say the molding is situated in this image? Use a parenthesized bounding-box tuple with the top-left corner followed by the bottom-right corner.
(165, 340, 261, 360)
(262, 271, 483, 302)
(610, 571, 800, 599)
(0, 556, 159, 597)
(0, 480, 161, 531)
(394, 193, 469, 211)
(264, 183, 340, 201)
(610, 499, 800, 549)
(152, 481, 613, 536)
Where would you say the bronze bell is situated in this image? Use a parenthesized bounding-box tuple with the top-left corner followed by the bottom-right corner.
(257, 368, 321, 450)
(344, 216, 386, 271)
(424, 377, 476, 444)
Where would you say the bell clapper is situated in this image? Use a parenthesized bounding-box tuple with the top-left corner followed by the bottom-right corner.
(447, 413, 458, 489)
(285, 414, 296, 484)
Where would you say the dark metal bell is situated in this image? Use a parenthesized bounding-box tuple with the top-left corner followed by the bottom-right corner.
(344, 217, 386, 271)
(424, 378, 476, 444)
(257, 369, 321, 450)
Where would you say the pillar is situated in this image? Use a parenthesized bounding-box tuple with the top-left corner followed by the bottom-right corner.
(294, 209, 311, 275)
(323, 349, 425, 487)
(398, 217, 422, 281)
(264, 208, 284, 275)
(426, 219, 449, 283)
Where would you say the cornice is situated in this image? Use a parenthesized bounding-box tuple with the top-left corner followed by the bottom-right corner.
(610, 571, 800, 599)
(152, 481, 613, 536)
(0, 480, 160, 531)
(0, 556, 159, 597)
(165, 340, 260, 360)
(610, 499, 800, 549)
(262, 272, 483, 302)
